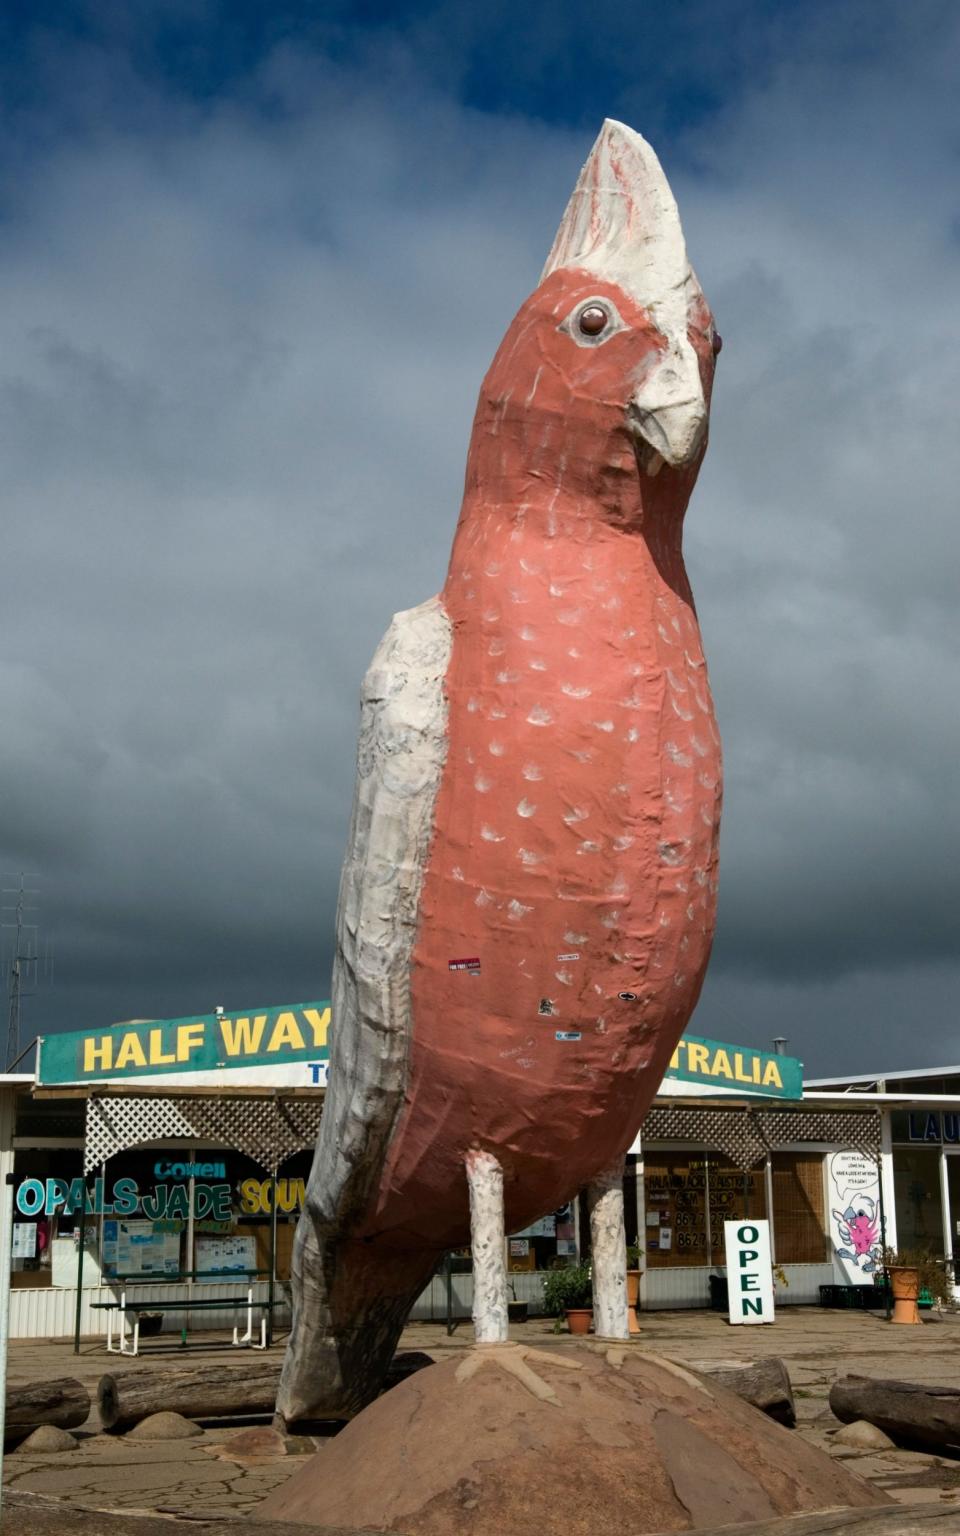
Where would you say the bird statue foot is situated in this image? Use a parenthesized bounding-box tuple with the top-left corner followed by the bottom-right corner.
(454, 1342, 583, 1406)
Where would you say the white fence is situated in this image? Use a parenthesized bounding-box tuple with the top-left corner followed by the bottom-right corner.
(8, 1256, 851, 1338)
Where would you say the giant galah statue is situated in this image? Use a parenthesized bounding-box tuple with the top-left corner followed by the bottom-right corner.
(278, 119, 722, 1424)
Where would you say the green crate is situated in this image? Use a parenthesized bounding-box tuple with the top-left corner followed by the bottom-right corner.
(819, 1284, 882, 1309)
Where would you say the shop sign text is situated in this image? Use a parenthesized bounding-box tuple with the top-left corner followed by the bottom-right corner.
(908, 1113, 960, 1144)
(15, 1177, 233, 1221)
(724, 1220, 775, 1325)
(666, 1035, 802, 1099)
(239, 1178, 305, 1215)
(36, 1000, 331, 1084)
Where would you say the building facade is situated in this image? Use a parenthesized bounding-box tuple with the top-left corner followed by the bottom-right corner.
(0, 1002, 897, 1339)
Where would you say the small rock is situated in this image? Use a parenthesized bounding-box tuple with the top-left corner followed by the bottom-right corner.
(210, 1426, 289, 1463)
(127, 1412, 203, 1440)
(229, 1427, 287, 1459)
(833, 1419, 896, 1450)
(14, 1425, 78, 1453)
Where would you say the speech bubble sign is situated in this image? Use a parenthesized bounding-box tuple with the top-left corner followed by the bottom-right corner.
(829, 1151, 877, 1196)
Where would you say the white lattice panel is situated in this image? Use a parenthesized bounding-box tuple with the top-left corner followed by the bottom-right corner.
(85, 1093, 325, 1172)
(85, 1097, 196, 1172)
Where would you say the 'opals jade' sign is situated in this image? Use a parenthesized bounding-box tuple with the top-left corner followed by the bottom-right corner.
(37, 1000, 331, 1086)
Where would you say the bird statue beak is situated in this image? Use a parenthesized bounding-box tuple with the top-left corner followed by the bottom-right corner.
(627, 342, 708, 473)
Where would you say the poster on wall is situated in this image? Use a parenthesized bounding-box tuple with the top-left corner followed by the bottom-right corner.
(513, 1215, 556, 1239)
(101, 1220, 181, 1278)
(829, 1150, 882, 1283)
(12, 1224, 37, 1260)
(195, 1235, 258, 1279)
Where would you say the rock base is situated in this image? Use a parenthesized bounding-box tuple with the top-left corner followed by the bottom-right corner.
(259, 1342, 888, 1535)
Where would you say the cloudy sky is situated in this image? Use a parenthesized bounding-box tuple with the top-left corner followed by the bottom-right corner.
(1, 0, 957, 1077)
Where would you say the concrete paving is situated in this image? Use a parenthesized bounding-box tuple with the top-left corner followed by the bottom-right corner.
(5, 1307, 960, 1519)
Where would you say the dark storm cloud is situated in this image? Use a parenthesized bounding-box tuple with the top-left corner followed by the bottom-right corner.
(0, 2, 957, 1074)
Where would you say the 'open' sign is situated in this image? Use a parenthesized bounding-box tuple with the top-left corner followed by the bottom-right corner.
(723, 1220, 775, 1325)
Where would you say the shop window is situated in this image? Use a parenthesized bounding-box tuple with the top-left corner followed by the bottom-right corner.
(11, 1147, 84, 1288)
(771, 1153, 828, 1264)
(508, 1203, 577, 1272)
(642, 1152, 765, 1268)
(10, 1145, 314, 1288)
(894, 1148, 944, 1256)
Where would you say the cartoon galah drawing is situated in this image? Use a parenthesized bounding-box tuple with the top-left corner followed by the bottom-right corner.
(833, 1197, 880, 1272)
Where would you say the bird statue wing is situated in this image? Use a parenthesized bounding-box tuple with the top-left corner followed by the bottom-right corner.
(307, 593, 452, 1231)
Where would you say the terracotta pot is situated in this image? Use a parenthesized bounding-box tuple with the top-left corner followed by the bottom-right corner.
(565, 1308, 593, 1335)
(626, 1269, 642, 1335)
(888, 1266, 921, 1325)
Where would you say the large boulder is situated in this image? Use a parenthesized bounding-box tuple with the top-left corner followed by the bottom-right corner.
(260, 1342, 887, 1535)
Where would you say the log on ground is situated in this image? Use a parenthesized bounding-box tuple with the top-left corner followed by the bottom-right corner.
(99, 1362, 282, 1431)
(830, 1374, 960, 1451)
(98, 1351, 436, 1431)
(4, 1378, 90, 1445)
(689, 1357, 796, 1427)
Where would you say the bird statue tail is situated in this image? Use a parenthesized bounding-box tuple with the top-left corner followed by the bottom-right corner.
(276, 1216, 439, 1425)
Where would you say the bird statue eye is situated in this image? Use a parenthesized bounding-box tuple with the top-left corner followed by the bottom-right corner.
(712, 331, 723, 356)
(579, 304, 609, 336)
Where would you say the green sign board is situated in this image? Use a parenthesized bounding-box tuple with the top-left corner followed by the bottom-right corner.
(36, 1002, 801, 1101)
(665, 1034, 802, 1099)
(37, 1000, 331, 1085)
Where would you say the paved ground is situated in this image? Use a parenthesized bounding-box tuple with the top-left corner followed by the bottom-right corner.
(5, 1308, 960, 1521)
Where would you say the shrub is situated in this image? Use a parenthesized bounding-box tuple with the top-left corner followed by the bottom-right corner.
(882, 1247, 952, 1305)
(542, 1263, 592, 1314)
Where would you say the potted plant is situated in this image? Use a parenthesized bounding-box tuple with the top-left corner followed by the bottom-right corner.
(507, 1279, 528, 1324)
(542, 1262, 593, 1334)
(882, 1248, 951, 1325)
(626, 1243, 643, 1334)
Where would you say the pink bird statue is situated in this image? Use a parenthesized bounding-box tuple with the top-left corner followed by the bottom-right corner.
(278, 119, 722, 1424)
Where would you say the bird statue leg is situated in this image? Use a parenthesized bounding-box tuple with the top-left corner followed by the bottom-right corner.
(466, 1148, 509, 1344)
(587, 1159, 629, 1341)
(276, 1217, 437, 1425)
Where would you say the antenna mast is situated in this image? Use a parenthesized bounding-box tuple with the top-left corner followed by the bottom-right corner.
(1, 874, 43, 1070)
